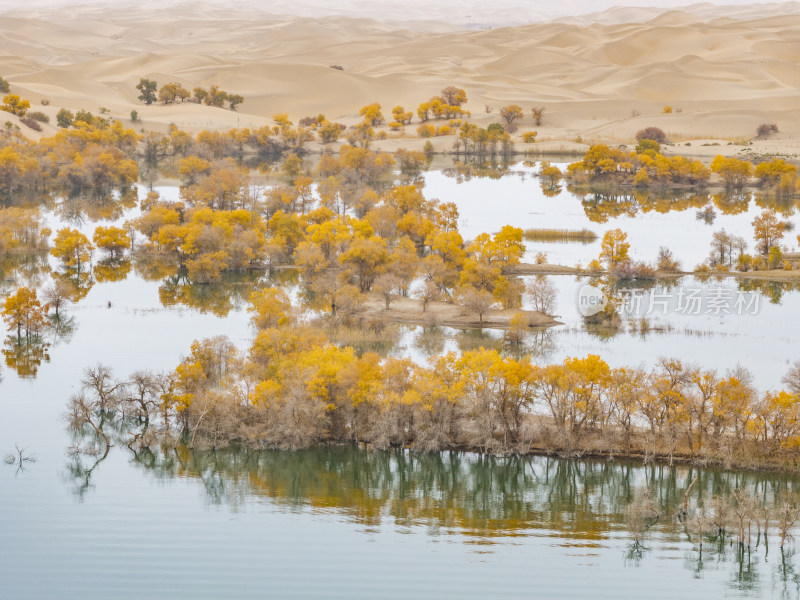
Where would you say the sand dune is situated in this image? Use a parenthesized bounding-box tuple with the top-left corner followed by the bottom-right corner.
(1, 2, 800, 152)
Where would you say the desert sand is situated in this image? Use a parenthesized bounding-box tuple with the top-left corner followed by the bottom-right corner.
(2, 2, 800, 155)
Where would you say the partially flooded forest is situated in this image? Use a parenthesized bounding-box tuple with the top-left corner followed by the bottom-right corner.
(4, 115, 800, 598)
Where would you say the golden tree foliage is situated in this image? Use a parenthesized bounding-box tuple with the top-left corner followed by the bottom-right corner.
(358, 103, 384, 127)
(711, 155, 754, 188)
(248, 287, 293, 330)
(51, 228, 94, 270)
(599, 228, 630, 267)
(499, 104, 524, 129)
(93, 226, 131, 258)
(158, 82, 190, 104)
(755, 158, 797, 188)
(2, 286, 46, 340)
(149, 279, 800, 462)
(1, 94, 30, 116)
(391, 105, 413, 126)
(751, 210, 785, 255)
(134, 202, 267, 281)
(567, 145, 710, 187)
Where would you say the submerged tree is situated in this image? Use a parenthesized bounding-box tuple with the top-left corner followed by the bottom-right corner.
(93, 226, 131, 259)
(51, 228, 94, 271)
(1, 286, 46, 341)
(751, 210, 785, 255)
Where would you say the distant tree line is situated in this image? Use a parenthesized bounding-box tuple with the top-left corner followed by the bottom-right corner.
(136, 78, 244, 111)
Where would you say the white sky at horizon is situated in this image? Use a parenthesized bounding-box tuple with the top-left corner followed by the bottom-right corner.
(0, 0, 780, 17)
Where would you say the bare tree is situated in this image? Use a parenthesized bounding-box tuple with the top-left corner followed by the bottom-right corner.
(41, 280, 74, 318)
(708, 229, 747, 268)
(783, 361, 800, 396)
(708, 495, 731, 538)
(458, 286, 496, 327)
(125, 370, 160, 422)
(687, 513, 712, 552)
(415, 279, 439, 313)
(81, 364, 126, 413)
(656, 247, 681, 272)
(531, 106, 545, 126)
(626, 488, 659, 545)
(775, 492, 800, 548)
(3, 444, 36, 472)
(66, 392, 111, 450)
(730, 489, 756, 547)
(527, 276, 557, 314)
(373, 274, 400, 309)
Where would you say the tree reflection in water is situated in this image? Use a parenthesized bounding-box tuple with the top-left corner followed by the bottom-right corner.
(59, 410, 800, 594)
(2, 335, 51, 378)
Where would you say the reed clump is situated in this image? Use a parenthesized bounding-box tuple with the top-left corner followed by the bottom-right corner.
(523, 228, 598, 244)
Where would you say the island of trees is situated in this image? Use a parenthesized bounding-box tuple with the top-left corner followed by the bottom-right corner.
(2, 81, 800, 475)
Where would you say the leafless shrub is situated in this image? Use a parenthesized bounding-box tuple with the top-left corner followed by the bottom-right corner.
(610, 260, 657, 280)
(775, 492, 800, 547)
(626, 488, 659, 544)
(27, 110, 49, 123)
(531, 106, 545, 126)
(20, 116, 42, 131)
(4, 444, 36, 467)
(635, 127, 666, 144)
(756, 123, 779, 139)
(42, 280, 74, 317)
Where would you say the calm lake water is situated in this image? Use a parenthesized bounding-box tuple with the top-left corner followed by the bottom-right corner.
(2, 162, 800, 598)
(423, 163, 800, 268)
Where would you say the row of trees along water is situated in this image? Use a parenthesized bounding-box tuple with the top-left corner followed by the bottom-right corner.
(565, 137, 800, 196)
(60, 281, 800, 471)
